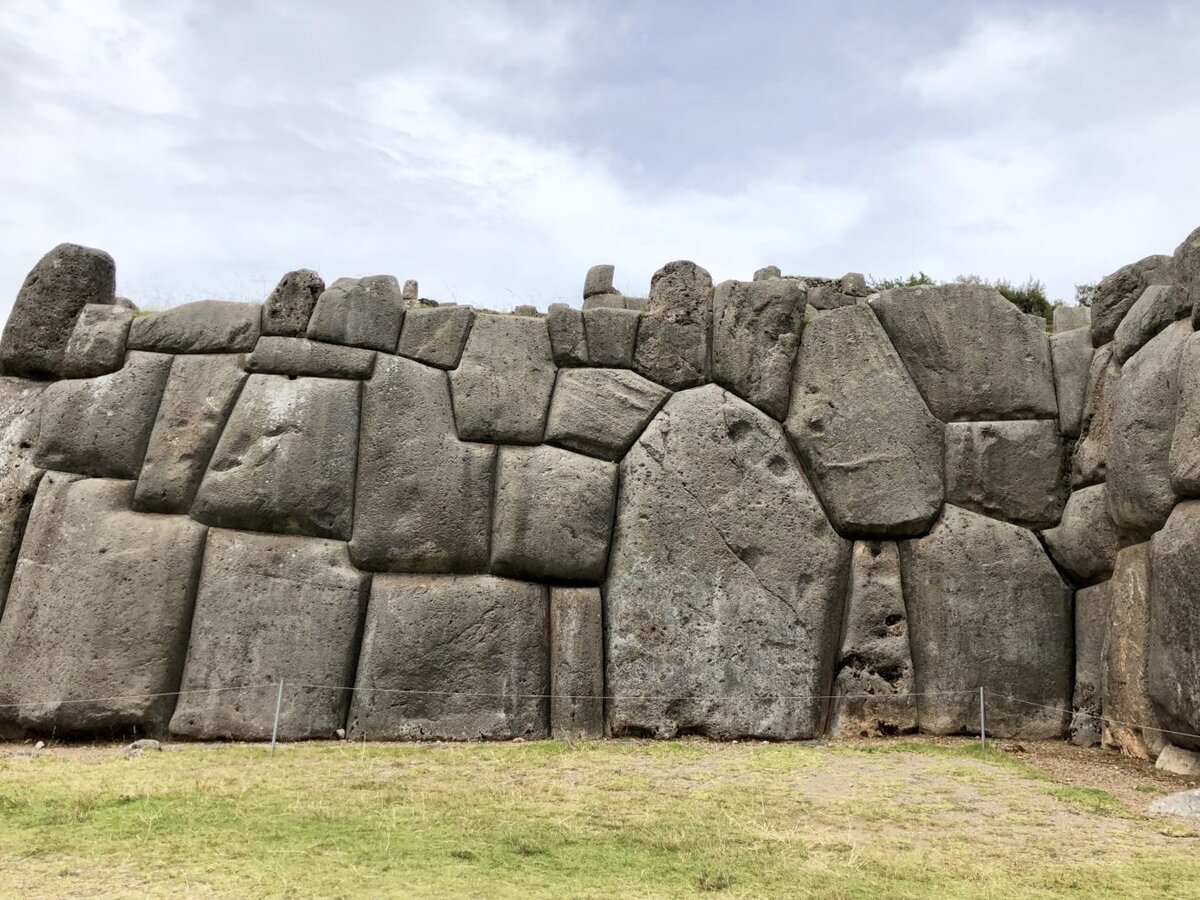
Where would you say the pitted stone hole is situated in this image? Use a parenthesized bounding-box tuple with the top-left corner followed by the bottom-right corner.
(884, 613, 902, 627)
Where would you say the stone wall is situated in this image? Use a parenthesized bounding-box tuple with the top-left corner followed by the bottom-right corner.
(0, 235, 1197, 756)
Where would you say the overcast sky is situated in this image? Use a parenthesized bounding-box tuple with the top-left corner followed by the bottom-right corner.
(1, 1, 1198, 314)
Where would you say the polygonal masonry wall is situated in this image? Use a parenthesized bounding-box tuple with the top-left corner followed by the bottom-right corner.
(0, 229, 1198, 759)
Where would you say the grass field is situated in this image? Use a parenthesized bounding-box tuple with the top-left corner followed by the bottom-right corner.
(0, 737, 1198, 898)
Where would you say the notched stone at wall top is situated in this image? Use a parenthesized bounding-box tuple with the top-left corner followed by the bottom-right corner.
(397, 305, 474, 369)
(450, 314, 556, 444)
(306, 275, 406, 352)
(490, 445, 618, 584)
(35, 350, 172, 480)
(873, 283, 1058, 421)
(606, 385, 849, 739)
(246, 336, 376, 380)
(633, 260, 713, 389)
(170, 529, 368, 741)
(347, 575, 549, 741)
(544, 368, 670, 462)
(351, 355, 495, 574)
(128, 300, 261, 353)
(786, 304, 944, 538)
(0, 475, 206, 737)
(261, 269, 325, 337)
(60, 303, 133, 379)
(191, 374, 359, 540)
(900, 504, 1071, 739)
(546, 304, 588, 367)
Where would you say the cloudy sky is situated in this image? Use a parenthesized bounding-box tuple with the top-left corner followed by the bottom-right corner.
(0, 1, 1198, 314)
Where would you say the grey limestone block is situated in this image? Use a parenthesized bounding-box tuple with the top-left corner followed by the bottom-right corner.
(544, 368, 670, 462)
(133, 354, 249, 514)
(402, 279, 419, 302)
(350, 355, 495, 574)
(450, 313, 557, 444)
(546, 304, 588, 366)
(1091, 254, 1174, 347)
(942, 420, 1066, 530)
(1148, 502, 1200, 752)
(582, 293, 625, 310)
(1052, 304, 1090, 333)
(0, 474, 207, 737)
(306, 275, 406, 352)
(582, 307, 640, 368)
(60, 304, 133, 379)
(900, 504, 1072, 740)
(1173, 225, 1200, 327)
(191, 374, 359, 540)
(1041, 484, 1120, 585)
(829, 541, 918, 738)
(785, 304, 944, 539)
(169, 529, 368, 741)
(35, 350, 173, 480)
(633, 260, 713, 390)
(1168, 330, 1200, 497)
(1071, 580, 1111, 747)
(1113, 284, 1191, 365)
(128, 300, 261, 353)
(346, 574, 549, 741)
(1050, 326, 1094, 438)
(753, 265, 781, 281)
(583, 264, 615, 299)
(245, 336, 376, 379)
(873, 283, 1058, 421)
(606, 385, 850, 739)
(0, 243, 115, 379)
(490, 445, 618, 584)
(712, 277, 806, 420)
(261, 269, 325, 337)
(397, 305, 474, 369)
(0, 378, 47, 612)
(550, 586, 604, 739)
(1071, 343, 1119, 487)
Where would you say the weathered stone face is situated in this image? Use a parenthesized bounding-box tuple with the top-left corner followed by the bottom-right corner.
(306, 275, 407, 352)
(0, 378, 46, 611)
(1053, 305, 1090, 333)
(873, 283, 1058, 421)
(1071, 581, 1111, 747)
(245, 336, 376, 379)
(1091, 254, 1174, 347)
(1041, 484, 1120, 585)
(450, 314, 557, 443)
(1071, 343, 1119, 488)
(1112, 284, 1191, 364)
(60, 304, 133, 379)
(347, 575, 549, 741)
(583, 307, 640, 368)
(546, 304, 589, 366)
(129, 300, 261, 353)
(261, 269, 325, 337)
(943, 420, 1066, 530)
(829, 541, 917, 738)
(544, 368, 670, 462)
(350, 355, 495, 573)
(606, 385, 849, 740)
(1049, 327, 1094, 439)
(191, 374, 360, 540)
(0, 475, 207, 737)
(899, 504, 1071, 739)
(397, 305, 474, 369)
(0, 243, 116, 379)
(1168, 330, 1200, 498)
(786, 304, 944, 538)
(35, 351, 172, 480)
(712, 278, 806, 419)
(633, 260, 714, 389)
(583, 264, 615, 299)
(170, 529, 368, 741)
(550, 587, 604, 739)
(1148, 502, 1200, 751)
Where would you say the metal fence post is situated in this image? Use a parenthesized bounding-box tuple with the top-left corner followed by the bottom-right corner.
(270, 680, 284, 756)
(979, 685, 986, 750)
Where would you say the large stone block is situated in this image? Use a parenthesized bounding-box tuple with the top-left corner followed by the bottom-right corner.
(1071, 343, 1119, 487)
(829, 542, 917, 738)
(546, 304, 588, 366)
(1169, 330, 1200, 497)
(712, 278, 806, 419)
(346, 575, 549, 740)
(544, 368, 670, 462)
(786, 304, 944, 538)
(873, 283, 1058, 421)
(1102, 542, 1166, 758)
(1174, 225, 1200, 326)
(583, 307, 640, 368)
(306, 275, 406, 352)
(450, 314, 556, 443)
(490, 445, 617, 583)
(1071, 581, 1111, 747)
(633, 260, 713, 389)
(350, 355, 495, 573)
(606, 385, 849, 739)
(943, 420, 1066, 529)
(128, 300, 261, 353)
(1053, 305, 1090, 333)
(583, 264, 615, 299)
(245, 336, 376, 379)
(1113, 285, 1191, 364)
(261, 269, 325, 337)
(169, 530, 368, 741)
(133, 354, 248, 513)
(0, 243, 115, 379)
(0, 378, 46, 610)
(191, 374, 359, 540)
(1106, 320, 1190, 543)
(397, 305, 474, 369)
(60, 304, 133, 379)
(550, 587, 604, 739)
(900, 504, 1071, 739)
(35, 351, 172, 479)
(0, 475, 206, 737)
(1049, 326, 1094, 438)
(1041, 484, 1120, 585)
(1148, 502, 1200, 751)
(1091, 254, 1174, 347)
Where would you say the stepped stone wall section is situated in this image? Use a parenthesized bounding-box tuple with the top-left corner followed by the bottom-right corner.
(0, 232, 1198, 755)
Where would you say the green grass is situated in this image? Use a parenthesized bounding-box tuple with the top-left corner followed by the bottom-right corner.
(0, 739, 1195, 898)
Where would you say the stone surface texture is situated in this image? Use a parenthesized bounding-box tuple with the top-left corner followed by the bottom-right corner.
(583, 307, 640, 368)
(262, 269, 325, 336)
(544, 368, 670, 461)
(397, 305, 474, 369)
(60, 303, 133, 379)
(712, 278, 806, 419)
(246, 336, 376, 379)
(129, 300, 261, 353)
(1071, 581, 1110, 747)
(1050, 326, 1094, 438)
(306, 276, 406, 352)
(550, 587, 604, 739)
(1168, 330, 1200, 497)
(1072, 343, 1120, 487)
(1091, 254, 1174, 347)
(546, 304, 589, 366)
(633, 260, 714, 389)
(0, 378, 46, 610)
(1041, 484, 1120, 586)
(1147, 502, 1200, 751)
(1113, 284, 1191, 364)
